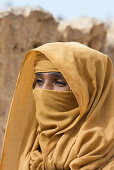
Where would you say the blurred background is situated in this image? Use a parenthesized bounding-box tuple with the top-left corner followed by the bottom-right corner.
(0, 0, 114, 20)
(0, 0, 114, 158)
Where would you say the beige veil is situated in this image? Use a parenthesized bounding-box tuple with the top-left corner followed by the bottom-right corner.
(0, 42, 114, 170)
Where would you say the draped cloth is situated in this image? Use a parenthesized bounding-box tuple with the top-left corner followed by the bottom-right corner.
(34, 53, 59, 73)
(0, 42, 114, 170)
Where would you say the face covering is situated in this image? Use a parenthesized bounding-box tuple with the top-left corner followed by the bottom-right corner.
(33, 53, 79, 154)
(33, 88, 79, 153)
(29, 54, 79, 170)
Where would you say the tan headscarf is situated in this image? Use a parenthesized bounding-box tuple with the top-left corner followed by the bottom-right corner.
(0, 42, 114, 170)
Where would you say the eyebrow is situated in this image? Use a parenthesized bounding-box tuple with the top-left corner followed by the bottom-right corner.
(35, 72, 64, 79)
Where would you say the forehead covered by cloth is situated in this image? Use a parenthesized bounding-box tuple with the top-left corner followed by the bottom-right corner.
(34, 53, 59, 73)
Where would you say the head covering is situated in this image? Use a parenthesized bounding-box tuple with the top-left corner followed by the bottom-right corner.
(0, 42, 114, 170)
(34, 53, 59, 72)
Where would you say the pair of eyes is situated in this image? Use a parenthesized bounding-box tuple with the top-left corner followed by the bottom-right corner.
(35, 78, 68, 87)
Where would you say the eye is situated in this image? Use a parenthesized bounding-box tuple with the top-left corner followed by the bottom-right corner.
(54, 80, 67, 87)
(36, 79, 44, 86)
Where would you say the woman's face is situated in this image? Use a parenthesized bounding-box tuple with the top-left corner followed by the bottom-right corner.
(34, 72, 70, 91)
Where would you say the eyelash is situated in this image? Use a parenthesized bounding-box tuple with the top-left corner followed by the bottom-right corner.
(36, 79, 43, 82)
(54, 81, 67, 86)
(35, 79, 67, 86)
(36, 79, 43, 84)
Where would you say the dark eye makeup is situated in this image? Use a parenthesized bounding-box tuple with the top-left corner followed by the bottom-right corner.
(35, 78, 44, 86)
(34, 72, 69, 88)
(54, 80, 67, 86)
(35, 78, 67, 87)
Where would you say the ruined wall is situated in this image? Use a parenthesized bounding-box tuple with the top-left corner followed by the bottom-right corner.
(102, 20, 114, 63)
(0, 9, 61, 157)
(0, 8, 114, 157)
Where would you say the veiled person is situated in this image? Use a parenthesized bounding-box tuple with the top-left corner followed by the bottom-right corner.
(0, 42, 114, 170)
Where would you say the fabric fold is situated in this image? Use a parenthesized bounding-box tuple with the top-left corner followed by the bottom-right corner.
(0, 42, 114, 170)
